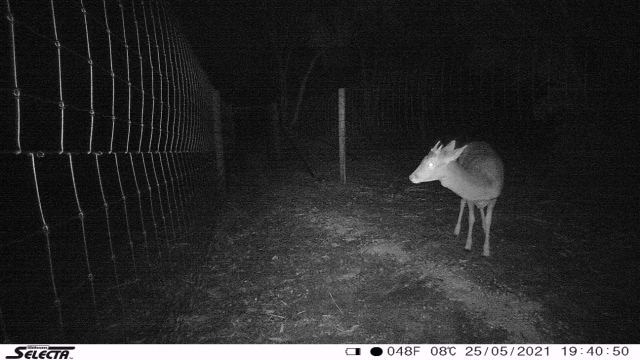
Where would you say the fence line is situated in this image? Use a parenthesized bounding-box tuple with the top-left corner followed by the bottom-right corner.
(1, 0, 223, 341)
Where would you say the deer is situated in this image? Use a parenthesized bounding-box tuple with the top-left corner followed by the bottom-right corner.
(409, 140, 504, 256)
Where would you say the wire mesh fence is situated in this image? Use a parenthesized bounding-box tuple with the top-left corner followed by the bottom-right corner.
(1, 0, 223, 342)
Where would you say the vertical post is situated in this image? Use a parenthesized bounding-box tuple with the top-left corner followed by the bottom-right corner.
(338, 88, 346, 184)
(212, 89, 224, 189)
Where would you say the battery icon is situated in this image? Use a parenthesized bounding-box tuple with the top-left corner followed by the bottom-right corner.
(345, 348, 361, 355)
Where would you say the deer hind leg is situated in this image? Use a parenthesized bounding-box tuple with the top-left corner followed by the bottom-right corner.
(464, 200, 475, 251)
(454, 198, 465, 236)
(479, 199, 497, 257)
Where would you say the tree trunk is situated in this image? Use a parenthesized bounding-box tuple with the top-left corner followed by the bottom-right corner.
(289, 51, 322, 128)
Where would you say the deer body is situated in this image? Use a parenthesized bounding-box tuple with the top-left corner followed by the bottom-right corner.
(409, 140, 504, 256)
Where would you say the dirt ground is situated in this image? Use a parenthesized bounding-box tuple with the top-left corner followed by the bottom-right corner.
(98, 141, 639, 344)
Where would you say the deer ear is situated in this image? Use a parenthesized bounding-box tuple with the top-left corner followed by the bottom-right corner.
(443, 140, 456, 153)
(449, 144, 467, 160)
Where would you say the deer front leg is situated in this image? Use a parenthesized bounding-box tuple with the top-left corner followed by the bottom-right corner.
(481, 199, 496, 257)
(454, 198, 465, 236)
(464, 200, 475, 251)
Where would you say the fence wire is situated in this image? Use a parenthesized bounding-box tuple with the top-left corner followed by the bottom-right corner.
(1, 0, 222, 342)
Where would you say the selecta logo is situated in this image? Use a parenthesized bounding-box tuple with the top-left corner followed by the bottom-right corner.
(5, 345, 75, 359)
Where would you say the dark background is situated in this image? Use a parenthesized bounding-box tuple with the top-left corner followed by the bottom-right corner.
(167, 0, 638, 173)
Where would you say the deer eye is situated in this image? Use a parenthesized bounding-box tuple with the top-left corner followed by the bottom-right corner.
(427, 161, 435, 169)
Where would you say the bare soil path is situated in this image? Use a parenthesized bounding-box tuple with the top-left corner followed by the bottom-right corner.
(106, 146, 638, 343)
